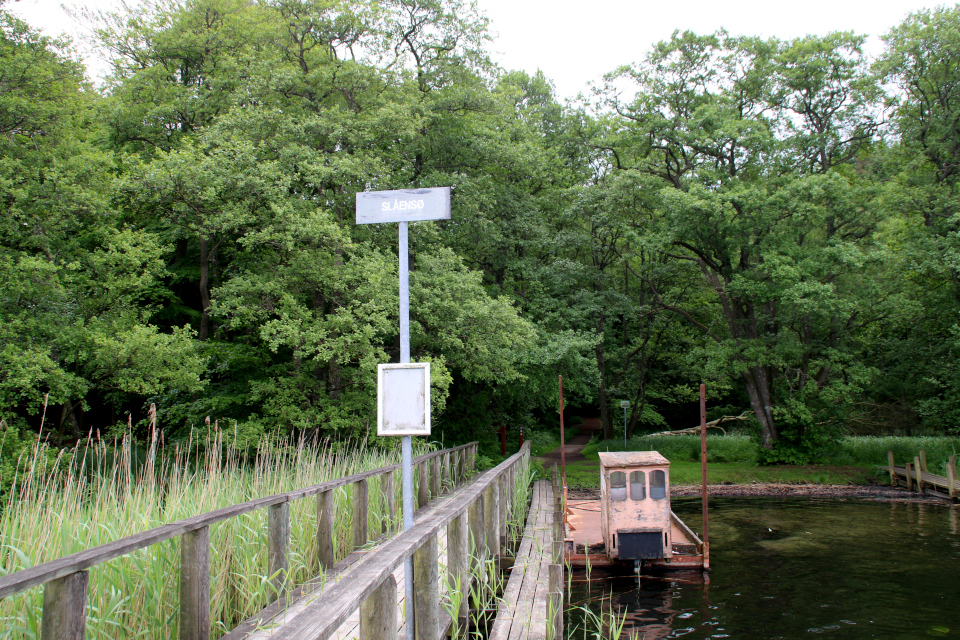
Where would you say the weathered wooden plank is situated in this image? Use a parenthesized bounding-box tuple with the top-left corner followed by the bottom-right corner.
(0, 443, 477, 600)
(413, 534, 440, 640)
(360, 574, 397, 640)
(353, 479, 369, 550)
(40, 570, 88, 640)
(317, 489, 336, 570)
(548, 563, 563, 640)
(268, 502, 290, 601)
(180, 526, 210, 640)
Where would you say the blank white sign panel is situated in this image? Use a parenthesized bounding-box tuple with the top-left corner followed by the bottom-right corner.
(377, 363, 431, 436)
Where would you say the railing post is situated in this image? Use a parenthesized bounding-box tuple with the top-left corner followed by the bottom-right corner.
(484, 483, 500, 563)
(498, 474, 508, 556)
(458, 449, 466, 483)
(418, 461, 429, 509)
(548, 563, 563, 640)
(442, 452, 452, 492)
(180, 526, 210, 640)
(413, 533, 440, 640)
(268, 502, 290, 601)
(430, 456, 440, 498)
(383, 470, 396, 533)
(41, 570, 88, 640)
(317, 489, 335, 570)
(469, 492, 486, 570)
(948, 454, 958, 500)
(447, 512, 470, 627)
(887, 450, 896, 487)
(353, 479, 369, 549)
(360, 574, 397, 640)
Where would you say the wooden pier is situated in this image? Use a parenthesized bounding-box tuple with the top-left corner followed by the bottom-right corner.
(888, 450, 960, 500)
(488, 477, 563, 640)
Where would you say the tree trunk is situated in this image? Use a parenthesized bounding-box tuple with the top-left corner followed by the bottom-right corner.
(595, 314, 613, 440)
(198, 236, 211, 341)
(742, 366, 777, 449)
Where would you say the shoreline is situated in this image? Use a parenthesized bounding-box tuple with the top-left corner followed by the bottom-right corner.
(567, 483, 957, 504)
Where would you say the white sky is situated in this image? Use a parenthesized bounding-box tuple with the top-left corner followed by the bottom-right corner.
(8, 0, 949, 99)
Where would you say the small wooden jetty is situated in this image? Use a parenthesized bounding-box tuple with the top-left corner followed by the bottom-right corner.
(888, 450, 960, 500)
(488, 477, 563, 640)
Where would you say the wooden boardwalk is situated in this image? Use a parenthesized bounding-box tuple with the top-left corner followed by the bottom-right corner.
(488, 479, 562, 640)
(888, 450, 959, 500)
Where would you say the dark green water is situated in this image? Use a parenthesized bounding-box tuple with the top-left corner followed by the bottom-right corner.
(566, 497, 960, 639)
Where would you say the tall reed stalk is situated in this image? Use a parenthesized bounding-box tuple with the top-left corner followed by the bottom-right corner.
(0, 427, 411, 639)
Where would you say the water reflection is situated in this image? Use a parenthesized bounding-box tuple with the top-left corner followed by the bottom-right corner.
(566, 498, 960, 639)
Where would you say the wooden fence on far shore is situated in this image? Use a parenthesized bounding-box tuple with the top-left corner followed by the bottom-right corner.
(888, 450, 959, 500)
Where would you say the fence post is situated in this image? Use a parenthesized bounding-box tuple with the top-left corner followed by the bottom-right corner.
(458, 449, 466, 482)
(413, 534, 440, 640)
(430, 456, 440, 498)
(442, 452, 452, 492)
(905, 461, 914, 491)
(383, 471, 396, 533)
(468, 444, 477, 473)
(353, 479, 369, 549)
(317, 489, 335, 570)
(268, 502, 290, 601)
(914, 456, 924, 493)
(469, 493, 486, 570)
(180, 526, 210, 640)
(498, 474, 508, 556)
(484, 483, 500, 563)
(949, 454, 958, 500)
(41, 571, 88, 640)
(887, 450, 896, 487)
(418, 461, 429, 509)
(447, 511, 470, 627)
(920, 450, 929, 473)
(360, 574, 397, 640)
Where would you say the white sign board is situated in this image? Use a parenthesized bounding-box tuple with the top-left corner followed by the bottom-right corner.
(620, 401, 630, 408)
(377, 363, 431, 436)
(356, 187, 451, 225)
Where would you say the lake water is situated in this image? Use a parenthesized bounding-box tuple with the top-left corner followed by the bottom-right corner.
(566, 497, 960, 639)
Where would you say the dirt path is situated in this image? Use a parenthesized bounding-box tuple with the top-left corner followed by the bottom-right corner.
(536, 417, 603, 465)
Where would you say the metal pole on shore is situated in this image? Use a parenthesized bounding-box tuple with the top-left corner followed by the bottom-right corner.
(399, 221, 416, 640)
(700, 383, 710, 571)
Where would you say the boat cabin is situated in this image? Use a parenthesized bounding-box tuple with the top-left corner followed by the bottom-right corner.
(599, 451, 672, 562)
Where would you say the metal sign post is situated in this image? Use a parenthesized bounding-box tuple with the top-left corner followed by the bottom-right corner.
(357, 187, 450, 640)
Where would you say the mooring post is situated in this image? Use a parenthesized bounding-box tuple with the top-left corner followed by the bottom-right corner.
(920, 450, 929, 474)
(888, 450, 896, 487)
(413, 534, 440, 640)
(180, 526, 210, 640)
(914, 456, 924, 493)
(267, 502, 290, 602)
(353, 479, 369, 550)
(383, 471, 396, 534)
(948, 454, 958, 500)
(360, 574, 397, 640)
(41, 570, 88, 640)
(316, 489, 335, 570)
(905, 461, 914, 491)
(418, 461, 429, 509)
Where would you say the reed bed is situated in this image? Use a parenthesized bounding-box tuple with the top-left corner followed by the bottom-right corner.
(0, 428, 424, 639)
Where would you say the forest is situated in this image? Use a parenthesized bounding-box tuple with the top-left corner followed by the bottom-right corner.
(2, 0, 960, 465)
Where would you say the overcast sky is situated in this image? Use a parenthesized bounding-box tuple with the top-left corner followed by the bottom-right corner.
(9, 0, 948, 99)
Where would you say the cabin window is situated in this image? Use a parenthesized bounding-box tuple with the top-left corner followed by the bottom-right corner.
(650, 469, 667, 499)
(609, 471, 627, 501)
(629, 471, 646, 500)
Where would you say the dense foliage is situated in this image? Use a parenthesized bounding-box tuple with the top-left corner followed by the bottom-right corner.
(4, 0, 960, 461)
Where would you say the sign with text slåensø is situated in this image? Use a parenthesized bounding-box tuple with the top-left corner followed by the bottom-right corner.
(377, 363, 431, 436)
(356, 187, 451, 225)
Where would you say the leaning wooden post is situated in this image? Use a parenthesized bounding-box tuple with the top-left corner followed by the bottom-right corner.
(920, 450, 929, 473)
(382, 471, 396, 533)
(430, 455, 441, 498)
(447, 511, 470, 627)
(914, 456, 924, 493)
(948, 454, 958, 500)
(360, 575, 397, 640)
(353, 479, 369, 550)
(180, 526, 211, 640)
(41, 571, 88, 640)
(548, 563, 563, 640)
(418, 461, 429, 509)
(316, 489, 336, 570)
(413, 534, 440, 640)
(887, 451, 896, 487)
(268, 502, 290, 601)
(905, 461, 914, 491)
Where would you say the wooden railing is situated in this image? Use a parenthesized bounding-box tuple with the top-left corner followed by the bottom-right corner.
(260, 441, 531, 640)
(0, 441, 479, 640)
(888, 449, 959, 500)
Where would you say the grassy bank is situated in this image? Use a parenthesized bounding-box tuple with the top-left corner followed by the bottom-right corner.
(559, 434, 960, 488)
